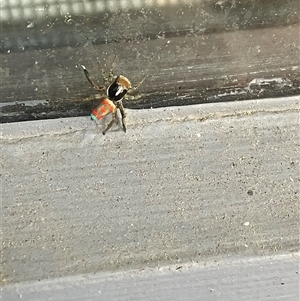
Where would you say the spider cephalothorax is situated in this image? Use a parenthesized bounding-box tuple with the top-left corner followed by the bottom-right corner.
(107, 75, 132, 102)
(81, 57, 145, 135)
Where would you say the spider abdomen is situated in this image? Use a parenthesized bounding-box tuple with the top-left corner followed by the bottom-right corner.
(91, 97, 116, 120)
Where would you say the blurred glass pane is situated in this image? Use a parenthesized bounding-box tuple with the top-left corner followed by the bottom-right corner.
(1, 0, 299, 122)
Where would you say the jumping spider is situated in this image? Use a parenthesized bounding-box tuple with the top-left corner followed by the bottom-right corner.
(81, 56, 146, 135)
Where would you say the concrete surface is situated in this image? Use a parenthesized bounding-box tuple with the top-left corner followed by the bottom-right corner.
(1, 96, 299, 293)
(2, 253, 299, 301)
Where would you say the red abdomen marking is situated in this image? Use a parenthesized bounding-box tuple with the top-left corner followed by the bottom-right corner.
(91, 98, 115, 120)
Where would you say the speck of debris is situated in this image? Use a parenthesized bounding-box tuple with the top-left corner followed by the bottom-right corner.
(247, 190, 253, 196)
(243, 222, 250, 226)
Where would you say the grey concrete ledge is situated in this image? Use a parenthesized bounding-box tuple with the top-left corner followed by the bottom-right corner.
(2, 95, 299, 290)
(1, 96, 299, 140)
(2, 253, 299, 301)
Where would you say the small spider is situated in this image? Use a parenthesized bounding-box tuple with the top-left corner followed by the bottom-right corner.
(81, 56, 146, 135)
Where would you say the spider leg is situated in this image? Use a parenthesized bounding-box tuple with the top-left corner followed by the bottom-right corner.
(126, 75, 147, 100)
(98, 55, 117, 86)
(116, 101, 127, 133)
(130, 75, 147, 91)
(108, 55, 117, 82)
(124, 93, 143, 101)
(102, 108, 118, 135)
(81, 65, 106, 92)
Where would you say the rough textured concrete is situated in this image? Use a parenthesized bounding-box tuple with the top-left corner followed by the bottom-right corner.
(1, 96, 299, 287)
(2, 253, 299, 301)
